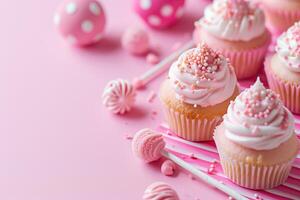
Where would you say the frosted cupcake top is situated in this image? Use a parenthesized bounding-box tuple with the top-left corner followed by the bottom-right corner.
(276, 22, 300, 73)
(168, 44, 237, 107)
(224, 78, 294, 150)
(197, 0, 265, 42)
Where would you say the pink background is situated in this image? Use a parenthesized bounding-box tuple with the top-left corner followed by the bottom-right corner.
(0, 0, 229, 199)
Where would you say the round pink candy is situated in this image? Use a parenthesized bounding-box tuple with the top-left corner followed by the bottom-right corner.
(161, 160, 176, 176)
(132, 128, 165, 163)
(53, 0, 106, 46)
(134, 0, 185, 29)
(122, 27, 150, 55)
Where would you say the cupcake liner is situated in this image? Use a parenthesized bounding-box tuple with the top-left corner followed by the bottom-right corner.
(194, 27, 271, 79)
(265, 58, 300, 114)
(220, 38, 270, 80)
(163, 106, 222, 141)
(263, 4, 300, 34)
(218, 150, 294, 189)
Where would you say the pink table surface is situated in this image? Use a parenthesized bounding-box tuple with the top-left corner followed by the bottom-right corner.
(0, 0, 229, 199)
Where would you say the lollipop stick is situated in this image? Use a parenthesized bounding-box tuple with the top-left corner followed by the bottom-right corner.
(133, 40, 194, 88)
(162, 151, 248, 200)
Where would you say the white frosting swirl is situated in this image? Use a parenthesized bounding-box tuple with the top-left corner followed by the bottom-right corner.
(168, 44, 237, 107)
(276, 22, 300, 73)
(224, 79, 294, 150)
(198, 0, 265, 41)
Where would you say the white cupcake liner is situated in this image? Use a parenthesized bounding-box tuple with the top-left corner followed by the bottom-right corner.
(219, 151, 294, 190)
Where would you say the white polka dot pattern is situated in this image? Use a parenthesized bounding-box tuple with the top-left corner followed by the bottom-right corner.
(81, 20, 94, 33)
(148, 15, 161, 26)
(140, 0, 152, 10)
(89, 2, 101, 15)
(161, 4, 173, 17)
(53, 13, 61, 25)
(66, 2, 77, 14)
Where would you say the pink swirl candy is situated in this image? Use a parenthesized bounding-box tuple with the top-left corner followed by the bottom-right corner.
(102, 79, 136, 114)
(132, 128, 165, 163)
(143, 182, 179, 200)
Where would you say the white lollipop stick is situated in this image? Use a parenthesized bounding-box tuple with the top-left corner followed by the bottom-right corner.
(133, 40, 194, 89)
(162, 151, 248, 200)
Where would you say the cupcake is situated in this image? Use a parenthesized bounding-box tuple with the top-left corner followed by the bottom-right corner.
(260, 0, 300, 35)
(214, 78, 299, 189)
(194, 0, 271, 79)
(159, 44, 239, 141)
(265, 22, 300, 114)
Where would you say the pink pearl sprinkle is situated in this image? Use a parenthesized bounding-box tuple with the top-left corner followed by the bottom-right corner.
(207, 167, 214, 174)
(146, 53, 160, 65)
(161, 160, 177, 176)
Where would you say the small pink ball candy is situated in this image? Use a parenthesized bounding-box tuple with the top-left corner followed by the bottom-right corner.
(134, 0, 185, 29)
(122, 27, 150, 55)
(161, 160, 176, 176)
(53, 0, 106, 46)
(132, 128, 165, 163)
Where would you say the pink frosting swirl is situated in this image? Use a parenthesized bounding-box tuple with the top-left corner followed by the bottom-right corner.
(223, 78, 294, 150)
(276, 22, 300, 73)
(168, 44, 237, 107)
(132, 129, 165, 163)
(143, 182, 179, 200)
(197, 0, 265, 41)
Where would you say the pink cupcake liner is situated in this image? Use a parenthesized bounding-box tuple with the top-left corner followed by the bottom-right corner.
(221, 38, 270, 80)
(193, 27, 271, 79)
(163, 106, 222, 141)
(265, 59, 300, 114)
(263, 4, 300, 34)
(219, 151, 294, 189)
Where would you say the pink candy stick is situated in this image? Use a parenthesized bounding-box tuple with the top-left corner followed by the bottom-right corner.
(133, 40, 194, 89)
(161, 151, 248, 200)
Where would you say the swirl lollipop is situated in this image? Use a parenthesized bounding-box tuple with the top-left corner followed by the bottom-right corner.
(131, 128, 248, 200)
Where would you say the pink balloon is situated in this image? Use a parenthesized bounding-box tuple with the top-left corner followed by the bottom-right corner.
(53, 0, 106, 46)
(134, 0, 185, 29)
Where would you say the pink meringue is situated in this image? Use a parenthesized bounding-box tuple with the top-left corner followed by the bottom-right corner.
(132, 128, 165, 163)
(102, 79, 136, 114)
(143, 182, 179, 200)
(161, 160, 176, 176)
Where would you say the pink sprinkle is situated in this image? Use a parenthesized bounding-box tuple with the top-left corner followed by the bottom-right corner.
(207, 167, 214, 174)
(188, 174, 195, 180)
(189, 153, 196, 159)
(152, 111, 157, 115)
(146, 53, 160, 65)
(228, 196, 233, 200)
(147, 91, 157, 103)
(124, 134, 133, 140)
